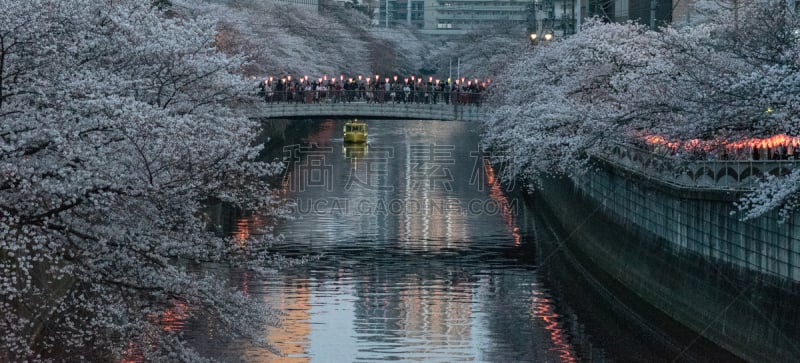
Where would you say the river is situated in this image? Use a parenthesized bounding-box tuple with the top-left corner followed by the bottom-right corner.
(188, 119, 741, 362)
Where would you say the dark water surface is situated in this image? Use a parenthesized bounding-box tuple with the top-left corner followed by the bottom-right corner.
(190, 119, 740, 362)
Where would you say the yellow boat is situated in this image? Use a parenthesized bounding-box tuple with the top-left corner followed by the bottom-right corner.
(343, 118, 367, 143)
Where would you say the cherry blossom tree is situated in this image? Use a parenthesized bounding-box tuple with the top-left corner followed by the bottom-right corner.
(485, 0, 800, 218)
(1, 0, 285, 361)
(484, 19, 658, 185)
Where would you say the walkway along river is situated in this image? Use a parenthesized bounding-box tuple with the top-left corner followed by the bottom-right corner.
(190, 119, 744, 362)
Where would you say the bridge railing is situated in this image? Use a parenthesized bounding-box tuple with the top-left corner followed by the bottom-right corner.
(256, 89, 486, 106)
(594, 142, 800, 191)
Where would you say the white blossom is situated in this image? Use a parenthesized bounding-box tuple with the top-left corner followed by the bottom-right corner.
(485, 0, 800, 219)
(0, 0, 285, 361)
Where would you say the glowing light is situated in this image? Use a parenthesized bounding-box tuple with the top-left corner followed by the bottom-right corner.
(531, 295, 578, 363)
(484, 160, 521, 247)
(642, 132, 800, 160)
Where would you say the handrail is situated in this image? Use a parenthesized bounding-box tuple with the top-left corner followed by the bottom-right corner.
(257, 89, 486, 106)
(250, 90, 488, 121)
(593, 142, 799, 192)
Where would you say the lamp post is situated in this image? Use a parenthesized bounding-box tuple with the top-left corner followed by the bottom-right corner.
(529, 32, 553, 46)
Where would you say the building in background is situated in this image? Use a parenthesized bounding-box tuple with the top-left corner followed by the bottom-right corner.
(378, 0, 426, 29)
(421, 0, 529, 35)
(377, 0, 529, 34)
(527, 0, 578, 38)
(375, 0, 673, 36)
(271, 0, 319, 10)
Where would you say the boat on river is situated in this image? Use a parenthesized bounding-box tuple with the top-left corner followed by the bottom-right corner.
(343, 118, 367, 143)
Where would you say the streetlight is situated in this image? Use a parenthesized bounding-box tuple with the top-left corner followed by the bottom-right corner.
(529, 32, 553, 45)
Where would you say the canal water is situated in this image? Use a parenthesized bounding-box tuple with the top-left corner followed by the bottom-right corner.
(189, 119, 741, 362)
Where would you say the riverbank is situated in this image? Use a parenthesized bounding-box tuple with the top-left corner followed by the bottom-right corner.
(530, 164, 800, 362)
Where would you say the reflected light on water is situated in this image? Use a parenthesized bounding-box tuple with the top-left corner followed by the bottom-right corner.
(120, 341, 141, 363)
(186, 120, 594, 362)
(532, 292, 577, 363)
(484, 159, 521, 246)
(160, 302, 189, 332)
(261, 281, 312, 363)
(120, 302, 190, 363)
(235, 218, 250, 248)
(305, 119, 335, 146)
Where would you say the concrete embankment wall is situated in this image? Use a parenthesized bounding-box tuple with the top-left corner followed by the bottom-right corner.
(536, 164, 800, 362)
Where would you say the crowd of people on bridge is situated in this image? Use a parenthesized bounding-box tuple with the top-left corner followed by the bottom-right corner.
(256, 73, 490, 106)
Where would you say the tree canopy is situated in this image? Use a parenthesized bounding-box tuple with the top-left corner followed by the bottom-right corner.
(485, 0, 800, 219)
(1, 0, 284, 360)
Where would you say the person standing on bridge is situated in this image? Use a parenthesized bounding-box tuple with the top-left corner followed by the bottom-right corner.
(304, 83, 313, 103)
(366, 83, 374, 103)
(377, 81, 385, 103)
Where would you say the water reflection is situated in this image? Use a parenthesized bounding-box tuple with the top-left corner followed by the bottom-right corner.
(208, 120, 581, 362)
(531, 293, 577, 363)
(342, 143, 367, 160)
(181, 119, 744, 363)
(262, 279, 311, 363)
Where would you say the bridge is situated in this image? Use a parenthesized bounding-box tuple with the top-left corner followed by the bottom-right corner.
(247, 91, 489, 121)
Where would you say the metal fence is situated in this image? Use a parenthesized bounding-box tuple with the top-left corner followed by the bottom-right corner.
(595, 142, 799, 191)
(258, 89, 486, 106)
(252, 90, 488, 121)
